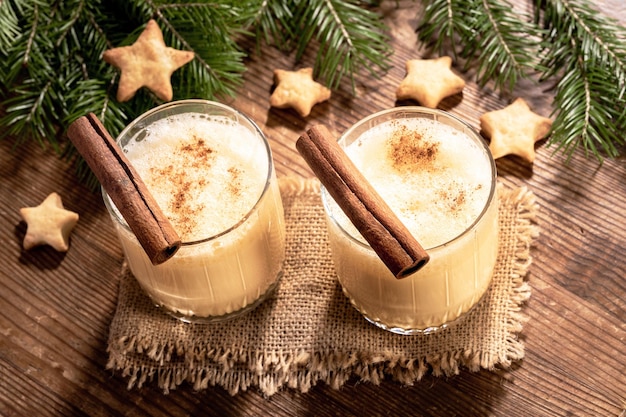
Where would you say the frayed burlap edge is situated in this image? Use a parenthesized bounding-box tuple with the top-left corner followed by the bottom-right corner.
(106, 177, 539, 396)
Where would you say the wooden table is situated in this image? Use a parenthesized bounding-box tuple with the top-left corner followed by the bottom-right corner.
(1, 2, 625, 416)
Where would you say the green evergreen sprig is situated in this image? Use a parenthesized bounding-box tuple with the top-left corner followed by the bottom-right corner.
(2, 0, 626, 177)
(417, 0, 626, 160)
(418, 0, 543, 92)
(292, 0, 391, 90)
(0, 0, 391, 188)
(538, 0, 626, 159)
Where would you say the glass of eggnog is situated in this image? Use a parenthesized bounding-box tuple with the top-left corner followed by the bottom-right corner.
(321, 107, 498, 334)
(103, 100, 286, 322)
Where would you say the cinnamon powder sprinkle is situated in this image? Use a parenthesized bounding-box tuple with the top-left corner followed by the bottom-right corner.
(387, 124, 472, 216)
(227, 166, 242, 197)
(148, 136, 218, 237)
(437, 187, 467, 215)
(388, 125, 439, 172)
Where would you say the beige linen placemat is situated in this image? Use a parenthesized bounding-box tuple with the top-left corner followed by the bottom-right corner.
(107, 177, 539, 396)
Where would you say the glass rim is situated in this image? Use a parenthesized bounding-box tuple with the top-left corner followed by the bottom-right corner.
(102, 99, 274, 247)
(321, 106, 497, 252)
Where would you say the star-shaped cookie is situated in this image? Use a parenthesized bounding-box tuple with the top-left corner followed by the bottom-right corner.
(20, 193, 79, 252)
(269, 68, 331, 117)
(480, 98, 553, 163)
(396, 57, 466, 108)
(103, 19, 194, 102)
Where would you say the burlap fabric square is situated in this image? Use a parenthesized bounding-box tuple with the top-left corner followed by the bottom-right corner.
(107, 177, 539, 396)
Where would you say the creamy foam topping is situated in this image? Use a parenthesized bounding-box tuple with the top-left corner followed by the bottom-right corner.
(334, 117, 492, 249)
(122, 113, 268, 241)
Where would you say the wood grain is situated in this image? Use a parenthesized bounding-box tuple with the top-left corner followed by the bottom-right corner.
(1, 1, 625, 416)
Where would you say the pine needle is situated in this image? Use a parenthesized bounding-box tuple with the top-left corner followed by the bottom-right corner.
(539, 0, 626, 160)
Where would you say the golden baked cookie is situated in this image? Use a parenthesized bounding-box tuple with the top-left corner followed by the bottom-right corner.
(103, 19, 194, 102)
(20, 193, 79, 252)
(480, 98, 552, 163)
(396, 57, 465, 108)
(270, 68, 331, 117)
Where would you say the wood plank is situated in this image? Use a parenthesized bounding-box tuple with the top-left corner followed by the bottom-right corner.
(1, 0, 625, 416)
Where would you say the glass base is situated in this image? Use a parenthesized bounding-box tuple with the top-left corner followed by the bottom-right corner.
(364, 316, 451, 335)
(357, 289, 490, 335)
(153, 271, 283, 324)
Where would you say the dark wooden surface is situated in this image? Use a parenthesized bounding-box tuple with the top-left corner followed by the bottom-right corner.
(1, 2, 625, 416)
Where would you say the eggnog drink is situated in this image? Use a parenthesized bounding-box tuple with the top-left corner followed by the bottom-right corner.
(322, 107, 498, 333)
(104, 101, 285, 321)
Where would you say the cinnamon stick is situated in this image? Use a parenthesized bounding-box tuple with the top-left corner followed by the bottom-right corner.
(296, 125, 429, 279)
(67, 113, 181, 265)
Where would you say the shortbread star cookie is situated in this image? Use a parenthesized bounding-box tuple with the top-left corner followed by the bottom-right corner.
(20, 193, 79, 252)
(396, 57, 466, 108)
(103, 19, 194, 102)
(480, 98, 553, 163)
(270, 68, 331, 117)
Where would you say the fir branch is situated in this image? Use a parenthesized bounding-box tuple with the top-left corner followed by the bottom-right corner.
(247, 0, 296, 50)
(0, 0, 71, 149)
(417, 0, 473, 58)
(469, 0, 543, 90)
(539, 0, 626, 160)
(1, 0, 253, 147)
(418, 0, 542, 91)
(418, 0, 626, 159)
(292, 0, 392, 90)
(1, 0, 395, 188)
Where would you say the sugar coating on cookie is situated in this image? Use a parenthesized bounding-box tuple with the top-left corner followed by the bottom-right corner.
(480, 97, 552, 163)
(20, 192, 79, 252)
(269, 68, 331, 117)
(396, 57, 465, 108)
(103, 19, 194, 102)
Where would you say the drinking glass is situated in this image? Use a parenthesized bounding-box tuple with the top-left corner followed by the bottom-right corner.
(103, 100, 286, 322)
(321, 107, 498, 334)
